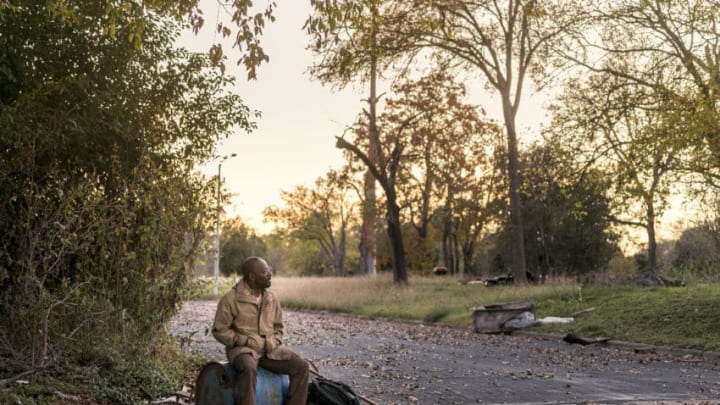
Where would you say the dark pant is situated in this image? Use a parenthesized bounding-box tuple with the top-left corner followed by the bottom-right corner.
(231, 353, 309, 405)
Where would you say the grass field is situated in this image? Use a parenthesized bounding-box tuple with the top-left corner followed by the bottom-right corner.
(197, 274, 720, 351)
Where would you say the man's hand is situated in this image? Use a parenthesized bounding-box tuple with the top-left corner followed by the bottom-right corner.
(247, 336, 265, 353)
(265, 336, 279, 352)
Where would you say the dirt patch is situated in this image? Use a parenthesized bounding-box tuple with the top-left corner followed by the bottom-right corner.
(170, 300, 720, 404)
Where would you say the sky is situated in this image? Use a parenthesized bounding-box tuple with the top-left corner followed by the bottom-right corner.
(177, 1, 691, 247)
(180, 1, 367, 233)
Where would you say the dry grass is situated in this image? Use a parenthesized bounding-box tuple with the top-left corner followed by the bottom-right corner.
(270, 274, 578, 325)
(271, 274, 400, 311)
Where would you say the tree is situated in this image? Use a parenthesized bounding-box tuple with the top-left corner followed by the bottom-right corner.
(372, 0, 587, 284)
(337, 72, 503, 282)
(520, 142, 618, 278)
(337, 102, 416, 284)
(571, 1, 720, 181)
(486, 141, 619, 280)
(305, 0, 399, 277)
(550, 72, 682, 278)
(219, 218, 266, 277)
(264, 169, 358, 276)
(387, 72, 505, 276)
(672, 226, 720, 276)
(0, 2, 253, 375)
(447, 139, 507, 278)
(16, 0, 277, 79)
(668, 191, 720, 277)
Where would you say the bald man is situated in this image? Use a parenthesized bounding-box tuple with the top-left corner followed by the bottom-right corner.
(212, 257, 309, 405)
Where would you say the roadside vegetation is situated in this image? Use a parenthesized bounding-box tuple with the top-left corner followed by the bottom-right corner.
(0, 343, 202, 405)
(276, 275, 720, 352)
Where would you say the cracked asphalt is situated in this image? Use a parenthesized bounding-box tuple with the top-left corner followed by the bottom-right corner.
(169, 300, 720, 405)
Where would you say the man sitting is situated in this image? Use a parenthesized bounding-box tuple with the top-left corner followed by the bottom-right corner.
(212, 256, 309, 405)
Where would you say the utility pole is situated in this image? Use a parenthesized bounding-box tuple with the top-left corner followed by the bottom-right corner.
(213, 153, 236, 296)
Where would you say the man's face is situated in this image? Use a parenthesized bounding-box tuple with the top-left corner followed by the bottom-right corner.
(250, 259, 272, 290)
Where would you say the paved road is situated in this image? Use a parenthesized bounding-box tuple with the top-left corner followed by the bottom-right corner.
(170, 300, 720, 405)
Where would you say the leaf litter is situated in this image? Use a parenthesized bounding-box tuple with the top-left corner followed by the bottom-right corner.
(170, 300, 720, 404)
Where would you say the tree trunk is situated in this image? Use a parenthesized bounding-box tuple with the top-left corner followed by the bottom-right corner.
(452, 228, 461, 277)
(441, 212, 453, 275)
(539, 225, 552, 282)
(358, 233, 367, 275)
(361, 169, 377, 276)
(437, 239, 446, 269)
(502, 97, 528, 284)
(335, 221, 347, 277)
(646, 199, 657, 275)
(416, 146, 433, 240)
(462, 243, 473, 279)
(386, 198, 408, 284)
(361, 7, 379, 277)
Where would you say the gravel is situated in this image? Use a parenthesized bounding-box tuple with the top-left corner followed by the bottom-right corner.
(170, 300, 720, 405)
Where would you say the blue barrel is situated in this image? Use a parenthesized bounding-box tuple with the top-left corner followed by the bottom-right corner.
(195, 361, 289, 405)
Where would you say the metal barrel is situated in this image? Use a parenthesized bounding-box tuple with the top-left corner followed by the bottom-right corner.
(195, 361, 290, 405)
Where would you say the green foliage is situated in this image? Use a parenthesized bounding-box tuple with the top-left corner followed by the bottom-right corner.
(589, 1, 720, 175)
(549, 70, 683, 275)
(220, 218, 267, 277)
(283, 238, 333, 276)
(305, 0, 391, 87)
(36, 0, 275, 80)
(184, 276, 238, 300)
(489, 143, 619, 278)
(87, 351, 186, 404)
(0, 0, 253, 378)
(669, 225, 720, 277)
(606, 253, 636, 277)
(183, 276, 217, 300)
(260, 233, 360, 277)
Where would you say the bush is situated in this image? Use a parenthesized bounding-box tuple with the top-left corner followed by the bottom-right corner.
(0, 2, 248, 382)
(606, 253, 636, 276)
(670, 226, 720, 277)
(0, 163, 211, 376)
(0, 342, 202, 405)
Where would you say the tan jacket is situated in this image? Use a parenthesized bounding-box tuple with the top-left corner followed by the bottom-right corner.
(212, 281, 294, 362)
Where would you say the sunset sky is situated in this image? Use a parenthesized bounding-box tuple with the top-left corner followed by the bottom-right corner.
(181, 1, 367, 233)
